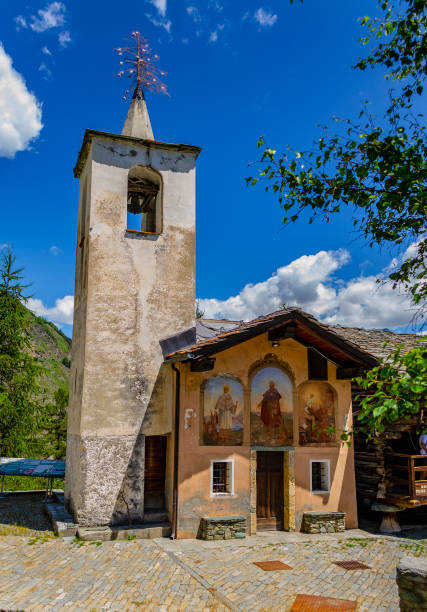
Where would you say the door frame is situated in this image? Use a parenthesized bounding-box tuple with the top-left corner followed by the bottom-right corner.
(144, 434, 167, 511)
(250, 447, 295, 534)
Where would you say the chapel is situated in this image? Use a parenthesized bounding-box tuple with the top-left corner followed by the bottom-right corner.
(64, 83, 423, 539)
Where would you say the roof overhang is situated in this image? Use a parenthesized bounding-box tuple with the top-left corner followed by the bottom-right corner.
(164, 310, 378, 369)
(74, 129, 202, 178)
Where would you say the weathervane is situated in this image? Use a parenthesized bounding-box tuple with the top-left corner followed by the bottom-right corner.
(116, 31, 168, 100)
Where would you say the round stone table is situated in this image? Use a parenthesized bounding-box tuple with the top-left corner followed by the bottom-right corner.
(371, 502, 405, 533)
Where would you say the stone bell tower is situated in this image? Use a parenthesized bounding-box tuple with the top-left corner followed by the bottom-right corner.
(65, 79, 201, 527)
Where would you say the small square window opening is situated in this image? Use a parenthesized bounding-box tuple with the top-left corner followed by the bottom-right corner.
(310, 460, 330, 493)
(211, 461, 233, 496)
(308, 348, 328, 380)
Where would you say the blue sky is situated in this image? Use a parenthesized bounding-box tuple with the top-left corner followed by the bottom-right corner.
(0, 0, 417, 337)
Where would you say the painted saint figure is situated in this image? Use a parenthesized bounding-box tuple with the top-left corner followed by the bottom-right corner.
(258, 380, 283, 428)
(300, 385, 335, 444)
(215, 384, 238, 431)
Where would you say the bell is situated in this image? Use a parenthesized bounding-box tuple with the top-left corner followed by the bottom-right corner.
(128, 194, 141, 215)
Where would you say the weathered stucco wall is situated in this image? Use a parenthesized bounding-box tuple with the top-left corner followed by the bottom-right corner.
(176, 333, 357, 537)
(294, 444, 357, 530)
(65, 135, 198, 526)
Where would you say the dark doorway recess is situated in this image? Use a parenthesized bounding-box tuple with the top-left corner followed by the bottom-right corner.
(144, 435, 167, 511)
(256, 451, 284, 531)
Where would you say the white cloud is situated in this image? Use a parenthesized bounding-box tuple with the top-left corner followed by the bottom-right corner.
(254, 8, 278, 27)
(28, 295, 74, 326)
(198, 248, 415, 330)
(58, 31, 71, 47)
(29, 245, 418, 334)
(322, 276, 412, 329)
(30, 2, 66, 32)
(186, 6, 202, 22)
(49, 245, 63, 255)
(42, 46, 52, 56)
(14, 15, 27, 30)
(39, 62, 52, 80)
(149, 0, 167, 17)
(209, 31, 218, 42)
(147, 16, 172, 32)
(0, 44, 43, 158)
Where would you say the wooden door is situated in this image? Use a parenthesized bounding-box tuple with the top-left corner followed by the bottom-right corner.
(256, 451, 284, 530)
(144, 435, 166, 510)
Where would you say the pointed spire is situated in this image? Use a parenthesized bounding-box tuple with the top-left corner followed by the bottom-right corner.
(122, 87, 154, 140)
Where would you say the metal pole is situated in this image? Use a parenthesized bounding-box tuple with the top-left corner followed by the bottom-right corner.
(171, 363, 181, 539)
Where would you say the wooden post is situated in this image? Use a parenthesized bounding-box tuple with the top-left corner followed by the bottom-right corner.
(409, 455, 416, 499)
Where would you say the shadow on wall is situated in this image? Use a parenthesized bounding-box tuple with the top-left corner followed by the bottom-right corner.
(111, 365, 169, 526)
(93, 140, 197, 174)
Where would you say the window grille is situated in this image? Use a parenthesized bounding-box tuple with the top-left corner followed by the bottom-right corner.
(211, 461, 233, 495)
(310, 460, 330, 493)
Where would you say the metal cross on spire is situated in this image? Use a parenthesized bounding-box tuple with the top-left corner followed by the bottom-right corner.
(116, 31, 168, 100)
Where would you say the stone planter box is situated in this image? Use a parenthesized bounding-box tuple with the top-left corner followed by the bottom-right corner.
(302, 511, 345, 534)
(397, 555, 427, 612)
(200, 516, 247, 540)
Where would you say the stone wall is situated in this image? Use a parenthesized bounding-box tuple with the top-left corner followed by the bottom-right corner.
(397, 555, 427, 612)
(302, 511, 345, 534)
(66, 133, 199, 527)
(200, 516, 247, 540)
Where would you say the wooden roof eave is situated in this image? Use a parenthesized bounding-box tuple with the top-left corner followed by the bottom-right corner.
(165, 311, 378, 368)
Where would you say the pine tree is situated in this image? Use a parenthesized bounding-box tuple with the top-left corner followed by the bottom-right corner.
(42, 387, 68, 459)
(0, 248, 41, 457)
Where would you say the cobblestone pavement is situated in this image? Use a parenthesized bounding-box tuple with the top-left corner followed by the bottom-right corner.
(0, 535, 228, 612)
(158, 532, 427, 612)
(0, 527, 426, 611)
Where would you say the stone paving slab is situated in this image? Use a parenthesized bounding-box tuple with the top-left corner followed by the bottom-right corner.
(1, 498, 426, 612)
(0, 536, 228, 611)
(156, 533, 426, 612)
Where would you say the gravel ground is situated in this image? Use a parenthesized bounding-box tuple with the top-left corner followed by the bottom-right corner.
(0, 492, 53, 536)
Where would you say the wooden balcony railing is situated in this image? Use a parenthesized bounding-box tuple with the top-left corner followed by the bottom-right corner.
(384, 453, 427, 504)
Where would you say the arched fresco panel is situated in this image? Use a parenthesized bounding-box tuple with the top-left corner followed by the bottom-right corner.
(251, 366, 293, 446)
(298, 382, 336, 445)
(202, 377, 243, 446)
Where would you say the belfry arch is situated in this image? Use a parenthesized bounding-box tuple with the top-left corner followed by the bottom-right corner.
(127, 165, 163, 234)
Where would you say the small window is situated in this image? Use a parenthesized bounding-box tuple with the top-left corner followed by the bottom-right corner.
(308, 348, 328, 380)
(211, 460, 234, 496)
(310, 460, 330, 493)
(126, 166, 162, 234)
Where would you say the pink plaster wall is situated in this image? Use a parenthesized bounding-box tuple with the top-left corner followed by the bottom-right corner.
(294, 446, 357, 530)
(175, 333, 357, 538)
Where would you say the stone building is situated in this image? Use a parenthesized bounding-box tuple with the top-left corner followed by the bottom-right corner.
(65, 88, 422, 538)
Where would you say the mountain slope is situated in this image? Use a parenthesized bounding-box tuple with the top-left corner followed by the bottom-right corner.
(27, 310, 72, 400)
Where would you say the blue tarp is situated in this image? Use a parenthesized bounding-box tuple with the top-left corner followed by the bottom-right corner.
(0, 459, 65, 478)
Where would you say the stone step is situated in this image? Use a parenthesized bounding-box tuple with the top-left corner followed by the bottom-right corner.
(77, 523, 172, 541)
(44, 502, 78, 537)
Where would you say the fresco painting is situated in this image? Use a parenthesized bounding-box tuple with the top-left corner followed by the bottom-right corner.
(251, 366, 293, 446)
(203, 377, 243, 445)
(298, 382, 336, 444)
